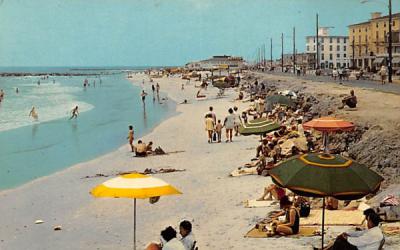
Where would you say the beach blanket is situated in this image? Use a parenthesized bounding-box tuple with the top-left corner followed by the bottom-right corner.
(280, 137, 308, 156)
(244, 226, 320, 238)
(301, 209, 364, 226)
(382, 222, 400, 236)
(244, 199, 277, 208)
(230, 167, 258, 177)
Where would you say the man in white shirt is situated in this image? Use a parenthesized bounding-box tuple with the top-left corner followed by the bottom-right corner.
(320, 210, 383, 250)
(204, 106, 216, 124)
(179, 220, 196, 250)
(161, 226, 185, 250)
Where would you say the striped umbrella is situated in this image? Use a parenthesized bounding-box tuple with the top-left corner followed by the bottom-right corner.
(91, 173, 182, 250)
(238, 118, 280, 136)
(269, 153, 383, 249)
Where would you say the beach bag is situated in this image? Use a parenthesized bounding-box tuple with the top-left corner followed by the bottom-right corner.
(299, 202, 311, 217)
(212, 132, 217, 142)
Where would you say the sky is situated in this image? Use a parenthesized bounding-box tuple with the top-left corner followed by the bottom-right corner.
(0, 0, 398, 67)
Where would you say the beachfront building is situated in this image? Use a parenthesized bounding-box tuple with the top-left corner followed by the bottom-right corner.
(306, 27, 350, 69)
(281, 53, 316, 69)
(185, 55, 246, 70)
(348, 12, 400, 71)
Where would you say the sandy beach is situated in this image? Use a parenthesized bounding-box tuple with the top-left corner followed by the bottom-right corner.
(1, 72, 399, 250)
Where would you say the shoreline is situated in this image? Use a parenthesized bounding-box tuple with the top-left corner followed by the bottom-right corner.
(0, 74, 178, 194)
(0, 72, 398, 249)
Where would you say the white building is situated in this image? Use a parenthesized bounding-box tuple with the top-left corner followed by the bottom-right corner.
(306, 27, 350, 69)
(186, 55, 246, 70)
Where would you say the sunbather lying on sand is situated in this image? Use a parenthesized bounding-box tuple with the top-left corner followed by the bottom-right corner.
(257, 184, 286, 201)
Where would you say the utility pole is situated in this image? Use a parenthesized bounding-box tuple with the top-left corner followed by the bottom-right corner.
(316, 13, 319, 69)
(352, 39, 355, 69)
(270, 38, 273, 69)
(281, 33, 284, 72)
(263, 43, 266, 67)
(388, 0, 393, 83)
(293, 26, 296, 74)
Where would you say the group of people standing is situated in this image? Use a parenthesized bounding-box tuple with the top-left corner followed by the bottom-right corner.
(204, 106, 242, 143)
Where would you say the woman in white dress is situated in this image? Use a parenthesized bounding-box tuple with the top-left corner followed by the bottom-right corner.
(223, 108, 235, 142)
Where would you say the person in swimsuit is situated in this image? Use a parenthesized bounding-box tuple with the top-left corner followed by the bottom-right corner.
(271, 195, 300, 235)
(141, 90, 148, 103)
(29, 106, 38, 121)
(127, 125, 134, 152)
(69, 106, 79, 119)
(257, 184, 286, 201)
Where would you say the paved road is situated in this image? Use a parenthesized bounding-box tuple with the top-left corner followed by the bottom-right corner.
(253, 71, 400, 95)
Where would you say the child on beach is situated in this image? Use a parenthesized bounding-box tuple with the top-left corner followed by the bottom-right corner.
(215, 120, 223, 143)
(127, 125, 134, 152)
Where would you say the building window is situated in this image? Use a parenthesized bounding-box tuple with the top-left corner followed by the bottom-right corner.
(344, 46, 347, 51)
(321, 37, 324, 43)
(384, 22, 386, 27)
(376, 23, 379, 28)
(337, 54, 340, 58)
(313, 45, 316, 51)
(321, 54, 325, 60)
(353, 28, 355, 33)
(330, 37, 333, 43)
(393, 21, 396, 26)
(359, 35, 361, 43)
(321, 45, 324, 51)
(359, 28, 361, 32)
(307, 45, 310, 51)
(329, 45, 332, 51)
(337, 37, 340, 43)
(376, 31, 379, 40)
(344, 53, 347, 58)
(365, 35, 368, 42)
(329, 54, 333, 60)
(337, 45, 340, 51)
(313, 37, 315, 43)
(365, 28, 367, 32)
(384, 31, 387, 42)
(344, 37, 347, 43)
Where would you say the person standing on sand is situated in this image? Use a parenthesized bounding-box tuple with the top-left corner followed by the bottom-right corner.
(127, 125, 134, 152)
(223, 108, 235, 142)
(215, 119, 223, 143)
(152, 84, 155, 94)
(205, 114, 215, 143)
(29, 106, 38, 121)
(205, 106, 216, 124)
(69, 106, 79, 119)
(233, 106, 242, 136)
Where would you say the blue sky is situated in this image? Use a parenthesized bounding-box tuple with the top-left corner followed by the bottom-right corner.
(0, 0, 397, 67)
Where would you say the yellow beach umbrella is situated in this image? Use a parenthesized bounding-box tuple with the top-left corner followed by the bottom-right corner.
(91, 173, 182, 250)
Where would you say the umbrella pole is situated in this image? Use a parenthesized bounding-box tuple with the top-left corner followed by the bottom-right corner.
(323, 132, 329, 154)
(133, 198, 136, 250)
(321, 197, 325, 249)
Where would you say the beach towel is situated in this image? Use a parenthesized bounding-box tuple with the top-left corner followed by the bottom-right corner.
(382, 222, 400, 236)
(244, 226, 320, 238)
(230, 167, 258, 177)
(301, 209, 364, 226)
(244, 199, 277, 208)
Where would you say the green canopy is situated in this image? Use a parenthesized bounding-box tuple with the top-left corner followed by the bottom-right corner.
(266, 94, 295, 108)
(269, 153, 383, 200)
(238, 118, 280, 136)
(269, 153, 383, 248)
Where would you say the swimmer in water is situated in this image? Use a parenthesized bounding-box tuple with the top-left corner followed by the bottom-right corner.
(69, 106, 79, 119)
(29, 106, 38, 121)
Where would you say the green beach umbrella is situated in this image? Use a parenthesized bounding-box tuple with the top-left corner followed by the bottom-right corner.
(269, 153, 384, 248)
(266, 94, 295, 107)
(238, 118, 280, 136)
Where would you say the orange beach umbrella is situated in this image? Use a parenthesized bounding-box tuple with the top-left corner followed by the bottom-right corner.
(302, 117, 354, 132)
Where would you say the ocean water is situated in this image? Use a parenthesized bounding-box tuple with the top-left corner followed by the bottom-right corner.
(0, 71, 176, 190)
